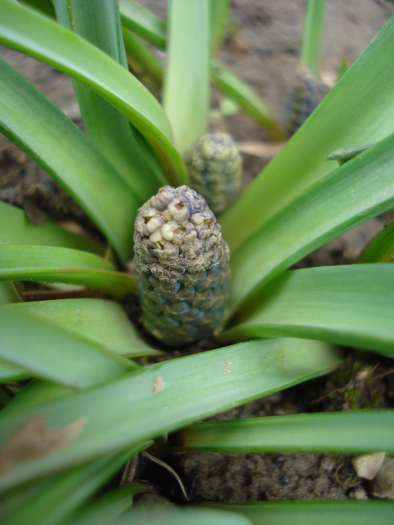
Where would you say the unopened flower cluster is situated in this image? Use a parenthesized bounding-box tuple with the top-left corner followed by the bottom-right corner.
(184, 132, 242, 215)
(134, 185, 230, 346)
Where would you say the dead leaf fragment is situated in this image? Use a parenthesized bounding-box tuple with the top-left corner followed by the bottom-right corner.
(0, 413, 86, 475)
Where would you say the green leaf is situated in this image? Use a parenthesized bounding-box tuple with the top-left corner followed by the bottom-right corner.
(220, 14, 394, 252)
(0, 0, 188, 188)
(163, 0, 210, 154)
(68, 486, 142, 525)
(211, 62, 286, 141)
(0, 282, 22, 305)
(119, 1, 281, 139)
(0, 201, 104, 255)
(0, 245, 135, 299)
(124, 507, 253, 525)
(120, 0, 167, 49)
(223, 265, 394, 355)
(0, 307, 136, 389)
(209, 0, 231, 56)
(122, 28, 164, 90)
(0, 445, 146, 525)
(0, 337, 341, 490)
(5, 298, 160, 357)
(209, 501, 394, 525)
(228, 134, 394, 314)
(299, 0, 325, 74)
(357, 219, 394, 263)
(0, 57, 139, 262)
(53, 0, 164, 203)
(179, 410, 394, 454)
(0, 361, 29, 384)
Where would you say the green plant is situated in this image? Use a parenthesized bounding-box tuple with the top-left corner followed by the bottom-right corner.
(0, 0, 393, 523)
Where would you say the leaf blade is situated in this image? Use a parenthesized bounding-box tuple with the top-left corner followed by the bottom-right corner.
(0, 0, 188, 187)
(5, 298, 159, 357)
(179, 410, 394, 454)
(220, 14, 394, 251)
(0, 308, 136, 389)
(223, 265, 394, 355)
(0, 245, 135, 299)
(228, 133, 394, 314)
(0, 338, 342, 490)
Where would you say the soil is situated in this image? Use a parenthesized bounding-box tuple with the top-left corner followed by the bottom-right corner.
(1, 0, 394, 506)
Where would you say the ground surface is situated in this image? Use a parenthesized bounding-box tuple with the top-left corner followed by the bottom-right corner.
(1, 0, 394, 505)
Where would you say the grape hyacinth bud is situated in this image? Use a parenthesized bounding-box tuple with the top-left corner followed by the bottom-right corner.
(133, 185, 230, 347)
(285, 66, 330, 137)
(184, 132, 242, 215)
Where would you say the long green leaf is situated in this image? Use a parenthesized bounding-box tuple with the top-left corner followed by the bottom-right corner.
(0, 245, 135, 299)
(120, 0, 167, 49)
(0, 361, 29, 384)
(220, 14, 394, 251)
(0, 57, 138, 262)
(179, 410, 394, 454)
(53, 0, 163, 203)
(119, 0, 281, 138)
(0, 281, 21, 305)
(5, 298, 159, 357)
(122, 28, 164, 91)
(0, 338, 341, 490)
(210, 501, 394, 525)
(68, 486, 140, 525)
(0, 201, 104, 255)
(223, 265, 394, 355)
(211, 62, 286, 141)
(0, 0, 188, 187)
(300, 0, 325, 74)
(209, 0, 231, 56)
(357, 219, 394, 263)
(124, 507, 253, 525)
(0, 308, 136, 389)
(228, 134, 394, 314)
(1, 445, 146, 525)
(163, 0, 210, 154)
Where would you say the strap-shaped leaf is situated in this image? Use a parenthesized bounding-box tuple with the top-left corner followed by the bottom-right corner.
(5, 298, 159, 357)
(0, 445, 146, 525)
(229, 134, 394, 314)
(0, 0, 188, 187)
(211, 61, 286, 141)
(54, 0, 165, 203)
(357, 219, 394, 263)
(220, 13, 394, 251)
(125, 508, 253, 525)
(179, 410, 394, 454)
(120, 0, 167, 49)
(163, 0, 210, 154)
(0, 201, 104, 255)
(67, 485, 140, 525)
(0, 337, 341, 490)
(0, 308, 136, 389)
(0, 361, 28, 384)
(0, 281, 22, 305)
(224, 265, 394, 355)
(299, 0, 325, 74)
(0, 245, 135, 298)
(0, 57, 138, 262)
(119, 0, 281, 138)
(211, 501, 394, 525)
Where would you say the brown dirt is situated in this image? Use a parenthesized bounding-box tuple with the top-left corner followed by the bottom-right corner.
(1, 0, 393, 506)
